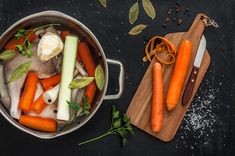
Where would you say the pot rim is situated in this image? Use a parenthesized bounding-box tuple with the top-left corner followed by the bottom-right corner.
(0, 10, 109, 139)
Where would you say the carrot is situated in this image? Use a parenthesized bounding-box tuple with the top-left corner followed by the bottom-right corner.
(78, 42, 97, 104)
(151, 63, 164, 132)
(4, 31, 37, 50)
(19, 115, 56, 132)
(78, 42, 96, 76)
(166, 40, 192, 110)
(31, 87, 52, 114)
(60, 31, 70, 41)
(40, 74, 61, 90)
(18, 72, 38, 113)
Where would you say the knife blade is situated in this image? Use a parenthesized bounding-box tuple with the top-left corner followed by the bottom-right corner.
(182, 35, 206, 105)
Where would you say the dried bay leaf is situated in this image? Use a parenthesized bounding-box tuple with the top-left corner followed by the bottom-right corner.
(128, 24, 148, 35)
(142, 0, 156, 19)
(129, 2, 139, 24)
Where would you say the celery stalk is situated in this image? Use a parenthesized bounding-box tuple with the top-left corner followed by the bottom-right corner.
(57, 36, 79, 121)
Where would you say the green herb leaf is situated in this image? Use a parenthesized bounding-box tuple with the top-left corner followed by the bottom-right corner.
(113, 118, 121, 128)
(18, 28, 26, 33)
(8, 61, 31, 82)
(15, 33, 22, 39)
(142, 0, 156, 19)
(67, 100, 81, 111)
(129, 2, 139, 24)
(16, 45, 23, 51)
(112, 105, 120, 119)
(0, 50, 16, 60)
(122, 137, 127, 146)
(99, 0, 107, 8)
(128, 24, 148, 35)
(95, 64, 105, 91)
(69, 77, 94, 89)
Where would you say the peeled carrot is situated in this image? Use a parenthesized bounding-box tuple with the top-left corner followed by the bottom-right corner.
(18, 72, 38, 113)
(78, 42, 97, 104)
(60, 31, 70, 41)
(40, 74, 61, 90)
(78, 42, 96, 76)
(166, 40, 192, 110)
(19, 115, 56, 132)
(31, 87, 52, 114)
(4, 31, 37, 50)
(151, 63, 163, 132)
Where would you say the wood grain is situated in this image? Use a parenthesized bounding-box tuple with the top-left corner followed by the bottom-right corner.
(126, 14, 211, 142)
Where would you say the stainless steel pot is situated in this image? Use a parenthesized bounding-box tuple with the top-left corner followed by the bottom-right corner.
(0, 11, 124, 139)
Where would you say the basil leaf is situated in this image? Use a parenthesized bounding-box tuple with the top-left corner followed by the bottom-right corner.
(99, 0, 107, 8)
(129, 2, 139, 24)
(95, 64, 105, 91)
(0, 50, 16, 60)
(8, 61, 31, 83)
(128, 24, 148, 35)
(69, 77, 94, 89)
(142, 0, 156, 19)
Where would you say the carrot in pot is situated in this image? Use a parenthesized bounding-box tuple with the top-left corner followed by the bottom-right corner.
(18, 72, 38, 113)
(19, 115, 56, 132)
(40, 74, 61, 90)
(151, 63, 164, 132)
(78, 42, 97, 104)
(60, 31, 70, 41)
(166, 40, 192, 110)
(4, 38, 17, 50)
(31, 87, 52, 114)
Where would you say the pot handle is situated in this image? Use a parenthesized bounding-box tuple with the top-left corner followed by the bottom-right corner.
(104, 59, 124, 100)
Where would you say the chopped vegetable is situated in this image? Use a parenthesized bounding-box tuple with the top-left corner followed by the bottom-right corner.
(43, 84, 60, 105)
(57, 35, 79, 121)
(0, 50, 16, 60)
(8, 61, 31, 83)
(166, 40, 192, 110)
(31, 87, 52, 114)
(19, 115, 56, 132)
(60, 31, 70, 41)
(69, 77, 94, 89)
(0, 64, 10, 108)
(79, 105, 134, 146)
(18, 72, 38, 113)
(151, 63, 163, 132)
(75, 61, 87, 76)
(40, 74, 61, 90)
(78, 42, 97, 104)
(37, 31, 64, 61)
(95, 64, 105, 91)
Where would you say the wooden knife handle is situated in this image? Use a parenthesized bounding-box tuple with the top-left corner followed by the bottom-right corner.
(182, 66, 199, 105)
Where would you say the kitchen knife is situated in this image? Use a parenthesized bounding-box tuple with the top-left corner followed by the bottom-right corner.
(182, 35, 206, 105)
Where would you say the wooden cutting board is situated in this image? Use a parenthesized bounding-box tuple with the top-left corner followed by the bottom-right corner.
(126, 13, 211, 142)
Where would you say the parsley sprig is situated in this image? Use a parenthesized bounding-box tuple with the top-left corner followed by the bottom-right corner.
(79, 105, 134, 146)
(67, 96, 91, 117)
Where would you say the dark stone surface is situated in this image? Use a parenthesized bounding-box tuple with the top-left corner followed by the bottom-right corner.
(0, 0, 234, 155)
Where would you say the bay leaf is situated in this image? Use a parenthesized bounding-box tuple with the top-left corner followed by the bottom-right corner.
(8, 61, 31, 83)
(95, 64, 105, 91)
(128, 24, 148, 35)
(129, 2, 139, 24)
(142, 0, 156, 19)
(69, 77, 94, 89)
(99, 0, 107, 8)
(0, 50, 16, 60)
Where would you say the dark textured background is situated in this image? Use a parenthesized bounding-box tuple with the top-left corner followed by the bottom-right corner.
(0, 0, 234, 156)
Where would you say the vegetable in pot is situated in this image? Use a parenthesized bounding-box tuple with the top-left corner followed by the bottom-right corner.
(57, 35, 79, 121)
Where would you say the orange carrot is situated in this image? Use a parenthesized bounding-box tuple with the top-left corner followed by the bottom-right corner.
(18, 72, 38, 113)
(60, 31, 70, 41)
(151, 63, 164, 132)
(78, 42, 97, 104)
(166, 40, 192, 110)
(31, 87, 52, 114)
(4, 31, 37, 50)
(19, 115, 56, 132)
(40, 74, 61, 90)
(78, 42, 96, 76)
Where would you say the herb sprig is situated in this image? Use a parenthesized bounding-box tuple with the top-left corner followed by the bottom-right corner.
(79, 105, 134, 146)
(67, 96, 91, 116)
